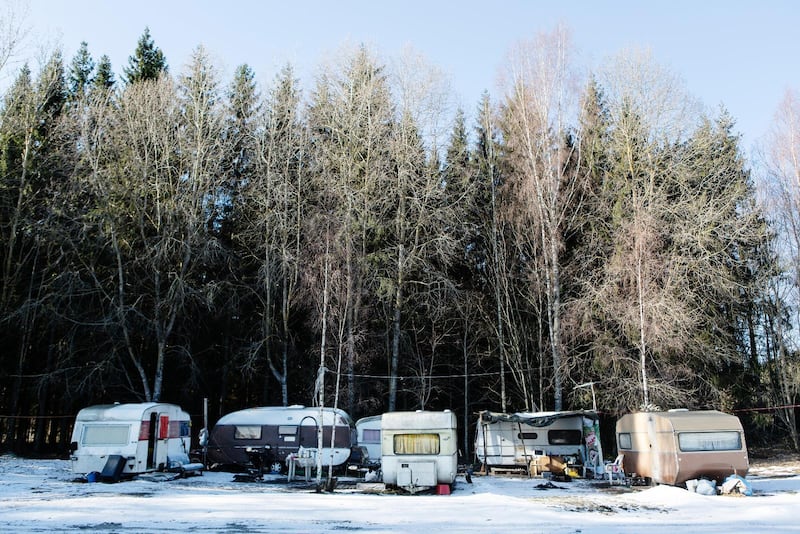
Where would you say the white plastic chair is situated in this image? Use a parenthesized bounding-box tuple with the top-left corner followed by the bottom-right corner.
(605, 454, 625, 485)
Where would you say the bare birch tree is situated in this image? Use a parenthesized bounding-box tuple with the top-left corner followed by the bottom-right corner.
(238, 64, 306, 405)
(0, 0, 28, 82)
(381, 50, 463, 411)
(761, 89, 800, 448)
(75, 48, 226, 401)
(498, 26, 584, 410)
(586, 50, 699, 410)
(307, 45, 394, 414)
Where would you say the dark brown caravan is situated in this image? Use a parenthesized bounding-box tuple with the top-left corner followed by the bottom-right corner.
(615, 409, 749, 486)
(207, 405, 358, 470)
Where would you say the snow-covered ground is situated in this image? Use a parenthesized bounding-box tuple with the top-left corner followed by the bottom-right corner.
(1, 454, 798, 533)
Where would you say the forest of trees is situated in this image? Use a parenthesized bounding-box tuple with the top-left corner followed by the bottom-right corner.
(1, 24, 799, 457)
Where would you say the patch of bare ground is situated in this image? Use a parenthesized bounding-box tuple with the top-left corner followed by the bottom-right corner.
(748, 448, 800, 476)
(538, 496, 669, 515)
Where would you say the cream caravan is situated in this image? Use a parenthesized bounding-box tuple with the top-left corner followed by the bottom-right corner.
(380, 410, 458, 493)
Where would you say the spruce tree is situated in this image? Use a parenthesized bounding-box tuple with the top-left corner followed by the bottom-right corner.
(123, 27, 167, 84)
(35, 52, 67, 135)
(92, 54, 116, 94)
(68, 41, 94, 100)
(226, 63, 259, 184)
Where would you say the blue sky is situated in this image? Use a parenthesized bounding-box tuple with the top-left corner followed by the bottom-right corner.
(18, 0, 800, 151)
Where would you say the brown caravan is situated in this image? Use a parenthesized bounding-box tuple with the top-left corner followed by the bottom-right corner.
(615, 409, 749, 486)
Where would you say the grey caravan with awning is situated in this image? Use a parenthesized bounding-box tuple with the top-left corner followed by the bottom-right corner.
(475, 410, 603, 477)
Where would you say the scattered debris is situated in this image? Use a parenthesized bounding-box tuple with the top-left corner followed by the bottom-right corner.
(721, 474, 753, 496)
(535, 481, 564, 490)
(685, 478, 717, 495)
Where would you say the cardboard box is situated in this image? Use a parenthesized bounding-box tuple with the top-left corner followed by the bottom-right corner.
(530, 455, 566, 475)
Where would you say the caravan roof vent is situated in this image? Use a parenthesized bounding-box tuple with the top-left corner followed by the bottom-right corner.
(668, 408, 689, 412)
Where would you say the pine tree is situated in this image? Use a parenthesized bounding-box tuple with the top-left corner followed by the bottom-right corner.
(92, 54, 116, 94)
(226, 63, 259, 186)
(68, 41, 94, 100)
(123, 27, 167, 84)
(37, 51, 67, 121)
(0, 54, 67, 446)
(442, 108, 471, 192)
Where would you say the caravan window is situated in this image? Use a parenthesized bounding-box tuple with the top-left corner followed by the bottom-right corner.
(234, 426, 262, 440)
(678, 431, 742, 452)
(518, 432, 538, 440)
(548, 429, 582, 445)
(393, 433, 440, 455)
(82, 425, 130, 445)
(279, 425, 297, 442)
(618, 433, 632, 450)
(362, 429, 380, 442)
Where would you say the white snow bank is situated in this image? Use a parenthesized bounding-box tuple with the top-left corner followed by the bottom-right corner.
(0, 455, 798, 533)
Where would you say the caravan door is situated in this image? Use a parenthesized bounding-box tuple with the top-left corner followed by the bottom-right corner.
(145, 412, 170, 470)
(146, 412, 158, 469)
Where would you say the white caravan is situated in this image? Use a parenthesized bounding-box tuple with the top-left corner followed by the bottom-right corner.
(69, 402, 196, 481)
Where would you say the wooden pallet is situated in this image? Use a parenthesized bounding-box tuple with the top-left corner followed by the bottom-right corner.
(489, 466, 527, 476)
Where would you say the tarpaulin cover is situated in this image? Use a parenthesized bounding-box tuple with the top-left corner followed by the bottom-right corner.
(477, 410, 598, 427)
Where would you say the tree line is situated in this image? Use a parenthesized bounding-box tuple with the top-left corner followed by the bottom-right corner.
(1, 26, 798, 455)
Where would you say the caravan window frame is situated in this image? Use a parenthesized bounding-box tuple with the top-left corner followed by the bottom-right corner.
(393, 433, 441, 455)
(678, 431, 742, 452)
(547, 429, 582, 445)
(82, 424, 131, 446)
(618, 432, 632, 450)
(362, 429, 380, 442)
(234, 425, 262, 440)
